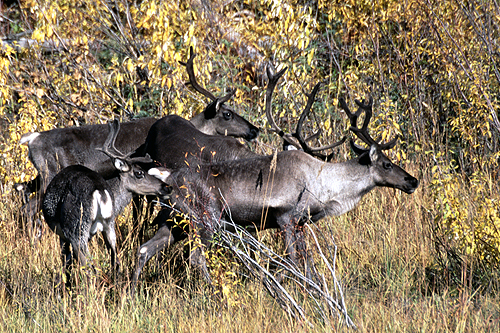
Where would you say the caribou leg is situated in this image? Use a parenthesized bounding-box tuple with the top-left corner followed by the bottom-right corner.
(101, 219, 120, 275)
(130, 207, 216, 294)
(60, 239, 72, 287)
(130, 210, 188, 294)
(294, 224, 319, 282)
(132, 195, 157, 242)
(278, 217, 300, 265)
(277, 214, 317, 280)
(132, 224, 175, 290)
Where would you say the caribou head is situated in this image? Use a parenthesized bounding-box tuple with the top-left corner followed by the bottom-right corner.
(340, 96, 419, 194)
(180, 47, 259, 141)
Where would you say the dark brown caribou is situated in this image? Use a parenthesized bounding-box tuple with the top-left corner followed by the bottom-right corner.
(131, 94, 419, 289)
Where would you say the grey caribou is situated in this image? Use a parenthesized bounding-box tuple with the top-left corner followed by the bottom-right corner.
(131, 94, 419, 288)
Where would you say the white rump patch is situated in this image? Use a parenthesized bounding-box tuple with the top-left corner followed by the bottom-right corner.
(91, 190, 113, 221)
(148, 168, 170, 182)
(19, 132, 40, 145)
(90, 221, 103, 235)
(140, 247, 148, 254)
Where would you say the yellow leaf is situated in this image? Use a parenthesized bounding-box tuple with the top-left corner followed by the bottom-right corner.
(32, 29, 45, 42)
(126, 60, 134, 73)
(307, 49, 314, 66)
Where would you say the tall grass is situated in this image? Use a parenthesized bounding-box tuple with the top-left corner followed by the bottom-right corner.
(1, 161, 498, 332)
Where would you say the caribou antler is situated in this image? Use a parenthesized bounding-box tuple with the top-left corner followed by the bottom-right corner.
(179, 47, 215, 100)
(179, 46, 236, 104)
(98, 120, 152, 164)
(265, 66, 345, 161)
(216, 88, 236, 110)
(264, 66, 318, 150)
(339, 96, 399, 150)
(264, 66, 299, 148)
(293, 83, 346, 160)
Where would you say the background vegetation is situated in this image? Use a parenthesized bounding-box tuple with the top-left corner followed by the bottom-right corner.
(0, 0, 499, 331)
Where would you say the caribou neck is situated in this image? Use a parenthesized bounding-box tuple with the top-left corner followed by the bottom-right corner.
(189, 113, 214, 135)
(104, 177, 134, 218)
(314, 157, 376, 217)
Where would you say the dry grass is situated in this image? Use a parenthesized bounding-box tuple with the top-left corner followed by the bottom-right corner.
(0, 163, 499, 332)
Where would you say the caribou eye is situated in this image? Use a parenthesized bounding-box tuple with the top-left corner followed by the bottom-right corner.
(134, 170, 145, 179)
(383, 162, 393, 170)
(223, 111, 232, 120)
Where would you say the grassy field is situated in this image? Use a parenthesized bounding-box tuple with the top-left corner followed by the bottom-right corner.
(0, 160, 498, 332)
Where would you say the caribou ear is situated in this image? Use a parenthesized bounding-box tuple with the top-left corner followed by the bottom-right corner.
(114, 158, 130, 172)
(203, 100, 218, 119)
(369, 145, 380, 162)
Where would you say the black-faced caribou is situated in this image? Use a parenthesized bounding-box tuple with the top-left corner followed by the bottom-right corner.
(131, 93, 419, 289)
(42, 120, 170, 284)
(16, 49, 259, 227)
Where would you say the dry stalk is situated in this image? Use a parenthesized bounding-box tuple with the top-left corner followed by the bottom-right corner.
(156, 185, 355, 328)
(213, 218, 355, 328)
(207, 192, 355, 328)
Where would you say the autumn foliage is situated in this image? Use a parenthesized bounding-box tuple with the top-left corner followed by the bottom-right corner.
(1, 0, 500, 328)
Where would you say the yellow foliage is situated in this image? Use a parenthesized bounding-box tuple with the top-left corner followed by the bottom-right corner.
(430, 157, 500, 266)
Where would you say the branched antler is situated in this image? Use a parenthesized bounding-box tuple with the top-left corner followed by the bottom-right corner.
(179, 46, 236, 103)
(264, 66, 298, 146)
(293, 83, 346, 161)
(265, 67, 346, 161)
(339, 96, 399, 151)
(98, 120, 152, 164)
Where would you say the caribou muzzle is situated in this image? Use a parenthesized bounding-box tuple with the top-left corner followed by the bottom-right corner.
(245, 126, 260, 141)
(397, 176, 419, 194)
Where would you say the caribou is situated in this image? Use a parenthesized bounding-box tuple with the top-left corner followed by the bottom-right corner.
(42, 120, 170, 284)
(129, 113, 261, 240)
(129, 66, 342, 245)
(16, 49, 259, 224)
(131, 93, 419, 288)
